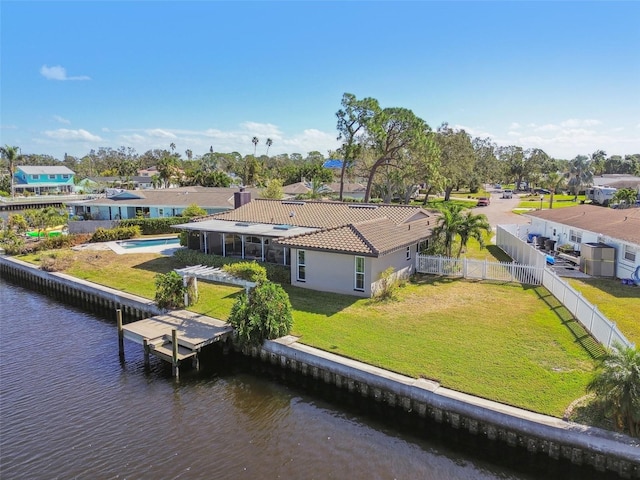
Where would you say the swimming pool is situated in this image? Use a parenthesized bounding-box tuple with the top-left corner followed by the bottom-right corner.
(117, 237, 181, 249)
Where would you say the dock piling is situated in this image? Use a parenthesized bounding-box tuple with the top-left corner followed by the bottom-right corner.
(143, 338, 150, 368)
(117, 309, 124, 362)
(172, 329, 179, 379)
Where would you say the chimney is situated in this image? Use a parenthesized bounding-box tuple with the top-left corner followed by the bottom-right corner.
(234, 187, 251, 209)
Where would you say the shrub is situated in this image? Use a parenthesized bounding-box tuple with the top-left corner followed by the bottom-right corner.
(227, 280, 293, 347)
(90, 226, 142, 242)
(119, 217, 186, 235)
(40, 253, 73, 272)
(222, 261, 267, 283)
(374, 267, 400, 301)
(154, 271, 186, 310)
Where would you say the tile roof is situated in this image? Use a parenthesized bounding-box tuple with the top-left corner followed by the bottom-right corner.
(189, 199, 438, 257)
(277, 217, 433, 256)
(203, 198, 434, 228)
(526, 205, 640, 245)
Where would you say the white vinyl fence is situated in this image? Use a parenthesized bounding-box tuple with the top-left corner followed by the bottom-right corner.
(542, 269, 633, 349)
(415, 255, 543, 285)
(495, 225, 634, 350)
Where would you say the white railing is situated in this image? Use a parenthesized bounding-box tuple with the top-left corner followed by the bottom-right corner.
(415, 255, 543, 285)
(542, 269, 633, 349)
(496, 224, 634, 350)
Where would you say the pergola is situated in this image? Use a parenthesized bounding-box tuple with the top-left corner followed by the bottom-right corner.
(174, 265, 257, 306)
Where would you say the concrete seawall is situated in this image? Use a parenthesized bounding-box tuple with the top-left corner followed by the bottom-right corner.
(1, 255, 638, 477)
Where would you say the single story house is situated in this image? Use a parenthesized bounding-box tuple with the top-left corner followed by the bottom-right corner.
(525, 205, 640, 279)
(75, 176, 155, 193)
(593, 174, 640, 191)
(71, 186, 260, 220)
(174, 196, 438, 297)
(13, 166, 75, 195)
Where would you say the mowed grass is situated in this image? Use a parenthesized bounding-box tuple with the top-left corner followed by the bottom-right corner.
(17, 248, 600, 417)
(517, 194, 585, 210)
(567, 277, 640, 345)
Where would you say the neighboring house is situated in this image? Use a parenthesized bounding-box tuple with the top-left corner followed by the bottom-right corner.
(525, 205, 640, 279)
(175, 197, 438, 297)
(72, 186, 260, 220)
(282, 181, 312, 198)
(323, 182, 367, 200)
(593, 174, 640, 191)
(13, 166, 75, 195)
(75, 176, 155, 193)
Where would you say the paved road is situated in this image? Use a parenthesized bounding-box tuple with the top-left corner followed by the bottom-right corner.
(474, 188, 531, 230)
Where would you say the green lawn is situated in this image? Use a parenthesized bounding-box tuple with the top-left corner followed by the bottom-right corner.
(517, 194, 585, 211)
(17, 248, 602, 418)
(567, 277, 640, 345)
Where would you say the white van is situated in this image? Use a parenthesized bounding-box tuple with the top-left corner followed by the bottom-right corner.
(502, 189, 513, 199)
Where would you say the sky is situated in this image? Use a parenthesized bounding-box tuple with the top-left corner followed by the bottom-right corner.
(1, 1, 639, 162)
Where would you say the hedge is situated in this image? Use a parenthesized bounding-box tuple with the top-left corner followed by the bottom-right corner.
(119, 217, 186, 235)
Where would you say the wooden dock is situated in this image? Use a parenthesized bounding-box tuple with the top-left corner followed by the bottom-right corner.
(118, 309, 233, 378)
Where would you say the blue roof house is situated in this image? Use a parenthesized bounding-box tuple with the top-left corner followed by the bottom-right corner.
(14, 166, 75, 195)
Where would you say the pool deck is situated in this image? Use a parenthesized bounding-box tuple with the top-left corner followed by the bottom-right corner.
(107, 236, 184, 255)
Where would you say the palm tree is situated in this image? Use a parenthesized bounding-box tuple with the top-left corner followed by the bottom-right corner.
(456, 211, 491, 257)
(252, 136, 259, 155)
(587, 344, 640, 437)
(169, 142, 176, 154)
(432, 203, 465, 257)
(613, 188, 639, 208)
(567, 155, 593, 199)
(0, 145, 22, 199)
(543, 171, 567, 209)
(265, 138, 273, 156)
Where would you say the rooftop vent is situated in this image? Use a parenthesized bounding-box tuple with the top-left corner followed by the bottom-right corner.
(282, 201, 305, 205)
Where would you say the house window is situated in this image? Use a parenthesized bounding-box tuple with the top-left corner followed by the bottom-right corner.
(569, 229, 582, 244)
(297, 250, 306, 281)
(624, 245, 636, 263)
(158, 208, 164, 216)
(354, 256, 365, 291)
(49, 174, 56, 180)
(31, 175, 39, 180)
(406, 246, 411, 260)
(62, 174, 70, 179)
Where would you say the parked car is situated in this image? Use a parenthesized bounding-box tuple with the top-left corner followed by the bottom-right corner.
(534, 188, 551, 194)
(476, 197, 490, 206)
(502, 189, 513, 199)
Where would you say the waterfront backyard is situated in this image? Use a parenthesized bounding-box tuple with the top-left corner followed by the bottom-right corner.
(19, 247, 640, 421)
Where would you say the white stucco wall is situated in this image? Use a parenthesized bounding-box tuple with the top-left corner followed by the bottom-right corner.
(289, 244, 418, 298)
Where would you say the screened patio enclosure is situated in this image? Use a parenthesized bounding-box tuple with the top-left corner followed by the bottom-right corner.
(177, 219, 317, 266)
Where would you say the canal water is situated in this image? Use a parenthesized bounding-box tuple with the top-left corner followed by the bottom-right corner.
(0, 278, 613, 479)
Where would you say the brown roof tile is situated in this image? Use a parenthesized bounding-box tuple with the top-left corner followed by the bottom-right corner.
(203, 198, 434, 228)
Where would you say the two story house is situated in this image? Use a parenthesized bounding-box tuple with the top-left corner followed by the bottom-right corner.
(14, 166, 75, 195)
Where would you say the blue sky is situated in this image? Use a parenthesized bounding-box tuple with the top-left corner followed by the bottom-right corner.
(1, 1, 639, 161)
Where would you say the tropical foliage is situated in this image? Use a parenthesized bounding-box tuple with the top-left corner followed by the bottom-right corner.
(154, 271, 187, 310)
(431, 203, 491, 257)
(587, 344, 640, 437)
(227, 280, 293, 347)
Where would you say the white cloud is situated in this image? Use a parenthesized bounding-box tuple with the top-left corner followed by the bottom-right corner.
(509, 122, 521, 130)
(53, 115, 71, 125)
(145, 129, 177, 139)
(239, 121, 283, 138)
(44, 129, 102, 141)
(507, 131, 520, 137)
(40, 65, 91, 81)
(535, 124, 560, 132)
